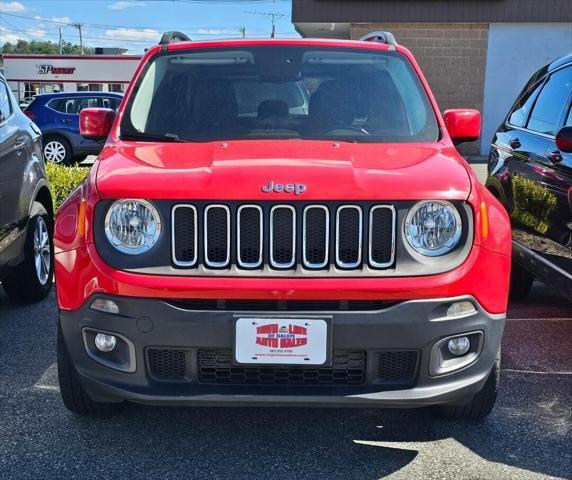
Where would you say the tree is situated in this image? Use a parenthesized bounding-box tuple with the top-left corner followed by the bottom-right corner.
(0, 40, 93, 55)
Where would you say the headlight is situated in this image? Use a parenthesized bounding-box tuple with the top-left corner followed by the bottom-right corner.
(404, 200, 462, 256)
(104, 199, 161, 254)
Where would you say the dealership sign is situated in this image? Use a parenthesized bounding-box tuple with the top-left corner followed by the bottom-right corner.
(3, 55, 141, 83)
(37, 65, 76, 75)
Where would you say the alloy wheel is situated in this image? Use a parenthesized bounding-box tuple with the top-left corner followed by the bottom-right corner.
(44, 140, 66, 164)
(33, 216, 51, 285)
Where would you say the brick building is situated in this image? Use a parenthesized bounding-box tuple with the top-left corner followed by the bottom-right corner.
(292, 0, 572, 155)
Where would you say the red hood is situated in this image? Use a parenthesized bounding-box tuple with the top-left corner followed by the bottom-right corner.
(95, 140, 472, 200)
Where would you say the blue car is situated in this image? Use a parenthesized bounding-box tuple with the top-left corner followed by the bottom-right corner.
(24, 92, 123, 165)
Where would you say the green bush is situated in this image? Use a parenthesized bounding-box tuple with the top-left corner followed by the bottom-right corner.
(45, 163, 89, 211)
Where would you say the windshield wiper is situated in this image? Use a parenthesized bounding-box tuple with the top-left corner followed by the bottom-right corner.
(120, 131, 186, 142)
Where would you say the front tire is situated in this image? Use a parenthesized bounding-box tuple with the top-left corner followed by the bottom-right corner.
(43, 134, 73, 165)
(57, 326, 122, 415)
(435, 351, 500, 421)
(2, 203, 53, 303)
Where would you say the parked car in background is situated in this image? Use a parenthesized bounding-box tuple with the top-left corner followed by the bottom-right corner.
(0, 73, 54, 303)
(486, 54, 572, 302)
(23, 92, 123, 165)
(54, 32, 511, 419)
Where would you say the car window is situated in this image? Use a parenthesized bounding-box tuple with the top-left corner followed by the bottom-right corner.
(49, 97, 104, 114)
(0, 81, 13, 123)
(526, 66, 572, 136)
(102, 97, 121, 111)
(123, 46, 439, 143)
(565, 102, 572, 127)
(508, 82, 543, 128)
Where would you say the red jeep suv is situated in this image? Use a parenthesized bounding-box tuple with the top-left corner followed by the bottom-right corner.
(54, 32, 511, 419)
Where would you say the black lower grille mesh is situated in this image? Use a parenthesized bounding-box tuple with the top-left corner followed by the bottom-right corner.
(147, 348, 419, 387)
(198, 349, 367, 386)
(148, 349, 187, 381)
(378, 351, 418, 384)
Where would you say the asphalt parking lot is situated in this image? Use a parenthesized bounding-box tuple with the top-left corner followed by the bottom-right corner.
(0, 283, 570, 480)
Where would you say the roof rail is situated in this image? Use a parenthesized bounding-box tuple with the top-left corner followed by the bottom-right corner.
(359, 31, 397, 49)
(159, 31, 191, 46)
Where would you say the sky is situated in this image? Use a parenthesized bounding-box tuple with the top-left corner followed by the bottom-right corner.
(0, 0, 298, 53)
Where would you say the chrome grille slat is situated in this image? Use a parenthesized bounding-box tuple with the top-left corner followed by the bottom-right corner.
(204, 205, 230, 268)
(335, 206, 363, 269)
(303, 205, 329, 269)
(171, 205, 197, 267)
(270, 205, 296, 269)
(369, 205, 396, 268)
(172, 202, 395, 273)
(237, 205, 263, 268)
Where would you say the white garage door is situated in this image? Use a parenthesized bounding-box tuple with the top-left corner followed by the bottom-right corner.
(481, 23, 572, 155)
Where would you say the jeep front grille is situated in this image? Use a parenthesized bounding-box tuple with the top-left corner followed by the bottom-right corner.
(172, 203, 395, 272)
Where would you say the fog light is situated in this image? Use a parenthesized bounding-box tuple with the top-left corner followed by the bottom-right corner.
(95, 333, 117, 352)
(91, 298, 120, 315)
(448, 336, 471, 356)
(447, 301, 476, 317)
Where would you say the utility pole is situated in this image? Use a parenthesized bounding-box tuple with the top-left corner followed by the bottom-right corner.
(246, 11, 287, 38)
(72, 23, 84, 54)
(58, 27, 63, 54)
(239, 27, 246, 38)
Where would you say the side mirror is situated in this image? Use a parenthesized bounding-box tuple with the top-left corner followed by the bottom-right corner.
(443, 109, 481, 145)
(80, 108, 115, 141)
(556, 126, 572, 153)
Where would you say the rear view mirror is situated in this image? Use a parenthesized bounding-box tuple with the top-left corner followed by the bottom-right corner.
(80, 108, 115, 141)
(443, 109, 481, 145)
(556, 126, 572, 153)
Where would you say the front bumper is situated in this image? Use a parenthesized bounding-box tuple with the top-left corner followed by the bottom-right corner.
(60, 295, 505, 407)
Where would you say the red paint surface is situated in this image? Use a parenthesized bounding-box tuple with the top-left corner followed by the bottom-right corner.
(443, 109, 482, 142)
(79, 108, 116, 140)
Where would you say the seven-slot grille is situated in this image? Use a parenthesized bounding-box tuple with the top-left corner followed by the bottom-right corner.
(172, 203, 395, 271)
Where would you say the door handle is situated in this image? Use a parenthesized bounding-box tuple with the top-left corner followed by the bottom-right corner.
(62, 118, 72, 123)
(546, 150, 563, 163)
(14, 136, 27, 155)
(509, 138, 521, 149)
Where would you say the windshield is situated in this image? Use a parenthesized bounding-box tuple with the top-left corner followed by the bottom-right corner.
(121, 46, 439, 143)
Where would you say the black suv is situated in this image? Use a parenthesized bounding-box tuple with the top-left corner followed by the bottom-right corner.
(486, 54, 572, 301)
(0, 73, 54, 302)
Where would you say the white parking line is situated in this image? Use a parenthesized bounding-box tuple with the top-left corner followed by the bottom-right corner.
(503, 368, 572, 375)
(507, 318, 572, 322)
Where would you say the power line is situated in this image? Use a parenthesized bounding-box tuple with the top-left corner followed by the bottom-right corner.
(246, 11, 288, 38)
(0, 26, 299, 44)
(0, 12, 256, 33)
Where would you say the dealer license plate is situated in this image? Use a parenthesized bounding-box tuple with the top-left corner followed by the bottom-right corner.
(235, 318, 328, 365)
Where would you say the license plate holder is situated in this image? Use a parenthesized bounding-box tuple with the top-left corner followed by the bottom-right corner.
(234, 317, 331, 366)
